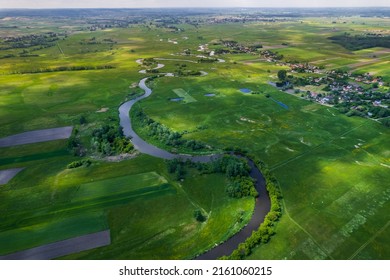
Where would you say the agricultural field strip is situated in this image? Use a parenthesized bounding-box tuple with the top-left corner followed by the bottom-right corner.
(347, 54, 390, 69)
(0, 173, 173, 258)
(0, 230, 110, 260)
(348, 220, 390, 260)
(4, 173, 171, 224)
(172, 88, 197, 103)
(0, 126, 73, 148)
(0, 187, 170, 234)
(0, 168, 24, 185)
(73, 171, 168, 202)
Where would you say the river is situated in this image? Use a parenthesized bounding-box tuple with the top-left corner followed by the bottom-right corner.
(118, 65, 271, 259)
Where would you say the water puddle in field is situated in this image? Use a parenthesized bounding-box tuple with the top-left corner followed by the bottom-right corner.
(270, 98, 288, 109)
(204, 93, 216, 97)
(240, 88, 252, 94)
(170, 98, 184, 102)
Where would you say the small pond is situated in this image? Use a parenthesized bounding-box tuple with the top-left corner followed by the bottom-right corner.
(170, 98, 184, 102)
(240, 88, 251, 94)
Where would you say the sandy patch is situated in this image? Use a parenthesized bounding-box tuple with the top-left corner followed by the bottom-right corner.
(0, 168, 24, 185)
(299, 137, 312, 146)
(240, 117, 255, 123)
(102, 152, 139, 162)
(129, 82, 138, 88)
(0, 127, 73, 148)
(168, 39, 178, 44)
(96, 107, 109, 113)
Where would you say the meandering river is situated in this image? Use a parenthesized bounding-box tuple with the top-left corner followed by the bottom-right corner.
(118, 63, 271, 259)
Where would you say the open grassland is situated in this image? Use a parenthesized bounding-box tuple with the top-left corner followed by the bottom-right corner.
(72, 171, 169, 203)
(0, 14, 389, 259)
(61, 170, 253, 259)
(0, 154, 170, 255)
(0, 151, 252, 258)
(249, 123, 390, 260)
(127, 20, 389, 259)
(138, 67, 390, 259)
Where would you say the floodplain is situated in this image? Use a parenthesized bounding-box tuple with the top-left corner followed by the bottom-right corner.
(0, 8, 389, 260)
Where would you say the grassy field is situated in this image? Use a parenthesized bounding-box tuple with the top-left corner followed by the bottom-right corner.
(134, 60, 389, 259)
(0, 151, 253, 258)
(61, 170, 253, 259)
(0, 12, 389, 259)
(127, 20, 390, 259)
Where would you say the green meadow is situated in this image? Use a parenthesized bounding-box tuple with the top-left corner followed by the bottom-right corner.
(0, 11, 389, 259)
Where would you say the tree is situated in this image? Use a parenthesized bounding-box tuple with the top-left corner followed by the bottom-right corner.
(277, 69, 287, 81)
(194, 209, 206, 222)
(79, 115, 87, 125)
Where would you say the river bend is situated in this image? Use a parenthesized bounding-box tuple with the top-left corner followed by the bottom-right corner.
(118, 63, 271, 259)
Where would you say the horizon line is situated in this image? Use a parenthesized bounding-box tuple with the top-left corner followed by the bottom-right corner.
(1, 6, 390, 10)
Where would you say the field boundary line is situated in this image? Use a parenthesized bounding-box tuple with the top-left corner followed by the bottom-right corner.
(348, 220, 390, 260)
(270, 122, 368, 171)
(281, 195, 333, 259)
(57, 42, 64, 55)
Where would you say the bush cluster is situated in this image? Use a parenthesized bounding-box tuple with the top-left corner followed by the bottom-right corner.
(67, 159, 92, 169)
(194, 209, 207, 222)
(166, 158, 186, 180)
(91, 124, 133, 156)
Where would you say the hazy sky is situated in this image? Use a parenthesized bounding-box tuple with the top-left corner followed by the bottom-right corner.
(1, 0, 390, 9)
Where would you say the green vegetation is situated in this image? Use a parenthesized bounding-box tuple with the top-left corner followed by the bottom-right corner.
(194, 209, 207, 222)
(0, 9, 389, 260)
(330, 34, 390, 51)
(173, 88, 197, 103)
(132, 106, 211, 153)
(167, 155, 258, 198)
(223, 156, 282, 259)
(67, 158, 92, 169)
(61, 158, 254, 259)
(90, 124, 134, 156)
